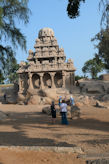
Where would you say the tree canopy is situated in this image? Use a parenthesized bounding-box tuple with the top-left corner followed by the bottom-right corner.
(67, 0, 109, 27)
(0, 0, 30, 83)
(67, 0, 85, 19)
(82, 55, 104, 79)
(91, 28, 109, 70)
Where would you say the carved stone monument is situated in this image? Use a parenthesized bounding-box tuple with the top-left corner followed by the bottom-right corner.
(17, 28, 76, 99)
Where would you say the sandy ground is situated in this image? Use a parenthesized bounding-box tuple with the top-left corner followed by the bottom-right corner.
(0, 103, 109, 163)
(0, 148, 85, 164)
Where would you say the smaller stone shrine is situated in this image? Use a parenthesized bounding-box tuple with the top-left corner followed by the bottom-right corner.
(17, 28, 76, 102)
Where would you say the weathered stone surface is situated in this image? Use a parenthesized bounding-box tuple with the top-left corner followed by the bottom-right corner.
(102, 94, 109, 101)
(17, 27, 76, 104)
(86, 86, 103, 94)
(79, 80, 109, 94)
(75, 95, 90, 106)
(42, 106, 51, 115)
(27, 95, 40, 105)
(44, 89, 58, 101)
(17, 93, 25, 102)
(95, 100, 105, 108)
(44, 97, 52, 105)
(7, 97, 17, 104)
(37, 90, 47, 97)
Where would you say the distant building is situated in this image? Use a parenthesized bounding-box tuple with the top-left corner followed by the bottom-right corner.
(99, 74, 109, 81)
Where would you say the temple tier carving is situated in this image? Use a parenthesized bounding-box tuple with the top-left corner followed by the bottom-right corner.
(17, 27, 76, 94)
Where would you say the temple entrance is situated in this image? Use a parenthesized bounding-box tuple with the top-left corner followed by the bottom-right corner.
(54, 72, 62, 88)
(32, 74, 40, 89)
(43, 73, 52, 88)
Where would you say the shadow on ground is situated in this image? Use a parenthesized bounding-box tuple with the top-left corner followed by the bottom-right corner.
(0, 111, 109, 146)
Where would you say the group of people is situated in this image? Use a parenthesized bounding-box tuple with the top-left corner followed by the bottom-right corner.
(50, 95, 75, 125)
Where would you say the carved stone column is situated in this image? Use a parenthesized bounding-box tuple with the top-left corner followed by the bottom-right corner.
(51, 72, 55, 88)
(62, 71, 66, 88)
(28, 72, 33, 89)
(19, 74, 22, 93)
(72, 72, 75, 85)
(40, 73, 44, 89)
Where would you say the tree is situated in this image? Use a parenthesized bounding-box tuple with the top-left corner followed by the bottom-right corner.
(75, 75, 84, 81)
(0, 0, 30, 82)
(67, 0, 85, 19)
(0, 70, 4, 84)
(4, 57, 19, 83)
(91, 28, 109, 70)
(82, 56, 104, 79)
(67, 0, 109, 27)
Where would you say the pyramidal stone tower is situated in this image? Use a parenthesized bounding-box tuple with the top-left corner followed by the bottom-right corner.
(17, 28, 76, 96)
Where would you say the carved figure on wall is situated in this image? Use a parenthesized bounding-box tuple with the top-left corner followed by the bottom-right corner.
(42, 47, 48, 51)
(50, 47, 56, 52)
(43, 37, 50, 43)
(36, 38, 40, 44)
(42, 60, 49, 64)
(43, 51, 49, 56)
(58, 58, 64, 64)
(51, 37, 57, 45)
(35, 48, 41, 52)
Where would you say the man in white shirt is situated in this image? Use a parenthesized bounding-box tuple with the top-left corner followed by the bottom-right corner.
(60, 100, 68, 125)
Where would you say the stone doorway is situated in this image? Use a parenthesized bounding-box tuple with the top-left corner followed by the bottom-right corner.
(32, 74, 40, 89)
(43, 73, 52, 88)
(54, 72, 62, 88)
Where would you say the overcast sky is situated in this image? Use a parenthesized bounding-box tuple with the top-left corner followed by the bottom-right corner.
(16, 0, 101, 76)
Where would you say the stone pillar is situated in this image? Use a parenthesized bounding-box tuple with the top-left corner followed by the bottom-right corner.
(72, 72, 75, 85)
(40, 73, 44, 89)
(55, 57, 57, 63)
(28, 72, 33, 89)
(19, 74, 22, 93)
(62, 71, 66, 88)
(51, 72, 55, 88)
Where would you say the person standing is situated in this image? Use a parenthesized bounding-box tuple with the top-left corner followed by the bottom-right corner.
(70, 96, 75, 119)
(51, 101, 56, 124)
(3, 93, 7, 103)
(58, 96, 62, 107)
(70, 96, 75, 106)
(60, 100, 68, 125)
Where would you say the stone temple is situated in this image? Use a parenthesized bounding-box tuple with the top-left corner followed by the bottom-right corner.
(17, 28, 76, 100)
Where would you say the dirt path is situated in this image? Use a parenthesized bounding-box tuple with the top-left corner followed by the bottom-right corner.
(0, 104, 109, 163)
(0, 148, 85, 164)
